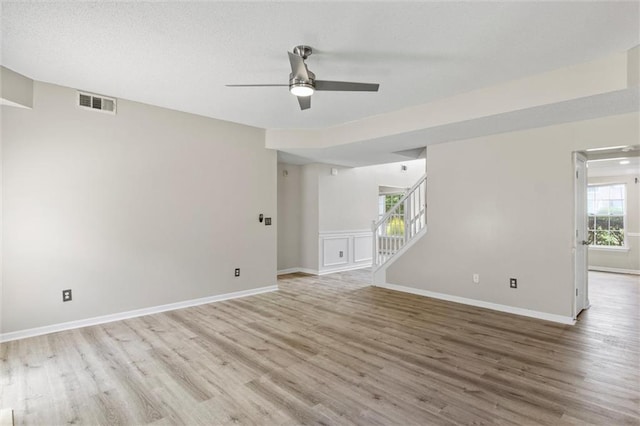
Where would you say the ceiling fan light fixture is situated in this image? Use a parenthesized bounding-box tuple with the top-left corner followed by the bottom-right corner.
(290, 83, 314, 97)
(228, 45, 379, 110)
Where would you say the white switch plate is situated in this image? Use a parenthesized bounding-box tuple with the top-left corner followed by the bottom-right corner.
(473, 274, 480, 284)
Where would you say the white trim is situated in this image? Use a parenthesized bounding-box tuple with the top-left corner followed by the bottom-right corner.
(323, 259, 349, 267)
(277, 268, 302, 275)
(354, 234, 373, 263)
(374, 227, 426, 272)
(0, 285, 278, 343)
(318, 263, 371, 276)
(627, 232, 640, 237)
(588, 266, 640, 275)
(278, 264, 371, 276)
(319, 230, 372, 274)
(322, 236, 350, 267)
(376, 282, 576, 325)
(277, 267, 319, 275)
(589, 245, 630, 252)
(319, 229, 370, 237)
(574, 152, 588, 320)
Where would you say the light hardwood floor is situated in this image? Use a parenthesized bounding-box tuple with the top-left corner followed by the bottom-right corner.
(1, 270, 639, 425)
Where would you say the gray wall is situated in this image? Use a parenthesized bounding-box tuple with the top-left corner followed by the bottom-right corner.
(588, 174, 640, 272)
(277, 163, 301, 271)
(299, 164, 321, 271)
(1, 81, 277, 333)
(387, 113, 639, 318)
(1, 66, 33, 108)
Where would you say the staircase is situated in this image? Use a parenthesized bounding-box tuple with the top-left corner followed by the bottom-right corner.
(372, 174, 426, 284)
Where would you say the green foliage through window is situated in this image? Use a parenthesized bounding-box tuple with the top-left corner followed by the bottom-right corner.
(385, 194, 404, 213)
(379, 193, 405, 236)
(587, 184, 625, 247)
(386, 216, 405, 236)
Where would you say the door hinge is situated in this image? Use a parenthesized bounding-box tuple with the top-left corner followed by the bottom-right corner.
(576, 289, 578, 296)
(576, 170, 579, 178)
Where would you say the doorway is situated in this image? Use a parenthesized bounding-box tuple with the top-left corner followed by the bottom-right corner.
(574, 152, 589, 318)
(575, 144, 640, 319)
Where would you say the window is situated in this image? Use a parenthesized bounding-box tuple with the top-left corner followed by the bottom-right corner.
(378, 193, 405, 236)
(587, 183, 626, 247)
(378, 193, 404, 218)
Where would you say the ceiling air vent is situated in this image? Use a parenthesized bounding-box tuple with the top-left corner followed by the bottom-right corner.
(77, 92, 116, 114)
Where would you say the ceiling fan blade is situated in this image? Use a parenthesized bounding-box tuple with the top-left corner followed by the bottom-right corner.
(315, 80, 379, 92)
(226, 84, 288, 87)
(297, 96, 311, 110)
(288, 52, 309, 81)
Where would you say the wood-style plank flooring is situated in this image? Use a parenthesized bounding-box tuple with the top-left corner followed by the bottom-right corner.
(1, 270, 639, 425)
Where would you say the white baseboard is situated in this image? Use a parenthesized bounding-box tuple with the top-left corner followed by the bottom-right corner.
(278, 264, 371, 276)
(318, 263, 371, 276)
(277, 268, 303, 275)
(376, 282, 576, 325)
(588, 266, 640, 275)
(277, 267, 319, 275)
(0, 285, 278, 343)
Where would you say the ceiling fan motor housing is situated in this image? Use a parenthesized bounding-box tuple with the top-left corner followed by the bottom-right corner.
(289, 69, 315, 96)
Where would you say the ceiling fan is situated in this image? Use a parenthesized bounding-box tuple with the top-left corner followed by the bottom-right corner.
(226, 45, 380, 110)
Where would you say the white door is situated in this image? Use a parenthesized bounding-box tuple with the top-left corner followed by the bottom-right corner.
(574, 153, 589, 317)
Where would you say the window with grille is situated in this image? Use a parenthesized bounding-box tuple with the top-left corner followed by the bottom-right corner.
(378, 193, 405, 236)
(587, 183, 626, 247)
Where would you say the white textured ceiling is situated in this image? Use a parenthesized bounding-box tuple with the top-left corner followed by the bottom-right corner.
(2, 1, 639, 131)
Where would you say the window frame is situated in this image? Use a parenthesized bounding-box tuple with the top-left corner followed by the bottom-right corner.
(587, 182, 627, 249)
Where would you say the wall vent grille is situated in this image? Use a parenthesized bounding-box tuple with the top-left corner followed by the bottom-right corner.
(78, 92, 116, 114)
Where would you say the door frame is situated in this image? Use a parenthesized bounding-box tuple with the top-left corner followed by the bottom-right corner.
(573, 152, 590, 319)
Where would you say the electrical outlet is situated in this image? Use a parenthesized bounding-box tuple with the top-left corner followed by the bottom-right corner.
(473, 274, 480, 284)
(339, 251, 344, 258)
(234, 268, 240, 277)
(62, 289, 72, 302)
(510, 278, 517, 288)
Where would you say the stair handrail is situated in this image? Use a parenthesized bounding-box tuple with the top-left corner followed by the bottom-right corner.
(372, 173, 427, 270)
(373, 174, 426, 229)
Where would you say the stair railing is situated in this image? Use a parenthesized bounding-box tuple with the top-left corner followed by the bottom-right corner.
(372, 174, 426, 268)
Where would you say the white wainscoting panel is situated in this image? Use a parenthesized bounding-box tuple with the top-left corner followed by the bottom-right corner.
(319, 230, 372, 274)
(323, 237, 349, 267)
(354, 235, 373, 263)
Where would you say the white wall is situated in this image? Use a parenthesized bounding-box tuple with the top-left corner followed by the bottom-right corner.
(277, 163, 301, 272)
(318, 160, 425, 232)
(386, 113, 639, 319)
(1, 81, 277, 334)
(588, 174, 640, 273)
